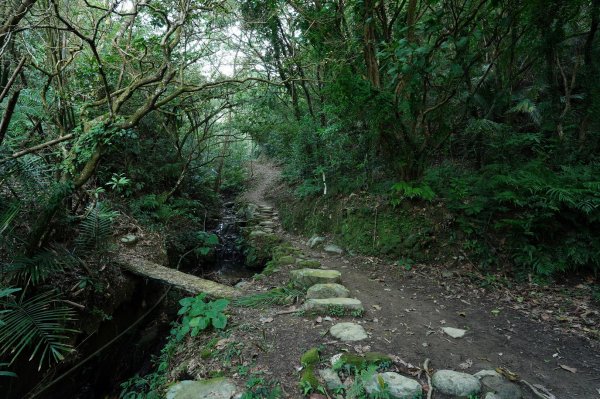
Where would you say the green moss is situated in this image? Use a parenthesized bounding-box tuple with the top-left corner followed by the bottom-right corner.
(276, 194, 433, 261)
(277, 255, 295, 265)
(200, 348, 214, 359)
(339, 352, 392, 368)
(300, 365, 319, 389)
(300, 347, 320, 367)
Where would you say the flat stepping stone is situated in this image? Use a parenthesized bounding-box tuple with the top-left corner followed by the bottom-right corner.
(480, 375, 522, 399)
(329, 322, 367, 341)
(442, 326, 467, 338)
(318, 368, 343, 390)
(166, 378, 238, 399)
(290, 268, 341, 286)
(302, 298, 363, 314)
(307, 236, 325, 248)
(432, 370, 481, 397)
(324, 244, 344, 254)
(259, 220, 275, 226)
(365, 372, 422, 399)
(120, 234, 138, 245)
(306, 283, 350, 299)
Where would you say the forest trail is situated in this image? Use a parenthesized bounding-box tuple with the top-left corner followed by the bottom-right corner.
(239, 159, 600, 399)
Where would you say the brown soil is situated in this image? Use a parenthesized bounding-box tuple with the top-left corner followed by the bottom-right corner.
(174, 160, 600, 399)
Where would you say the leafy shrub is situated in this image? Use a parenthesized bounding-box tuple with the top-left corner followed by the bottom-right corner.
(425, 160, 600, 276)
(176, 293, 229, 340)
(390, 181, 435, 205)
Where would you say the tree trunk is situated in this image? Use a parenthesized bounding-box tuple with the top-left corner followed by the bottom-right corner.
(363, 0, 380, 88)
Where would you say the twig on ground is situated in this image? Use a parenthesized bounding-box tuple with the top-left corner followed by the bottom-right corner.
(423, 358, 433, 399)
(520, 380, 557, 399)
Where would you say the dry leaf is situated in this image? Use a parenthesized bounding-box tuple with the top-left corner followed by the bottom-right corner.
(560, 364, 577, 373)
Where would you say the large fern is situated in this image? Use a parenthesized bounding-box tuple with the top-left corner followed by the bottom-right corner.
(3, 248, 78, 285)
(0, 290, 76, 370)
(75, 202, 119, 251)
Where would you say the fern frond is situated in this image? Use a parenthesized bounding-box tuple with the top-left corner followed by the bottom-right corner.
(0, 290, 77, 370)
(0, 202, 20, 237)
(3, 249, 77, 285)
(75, 202, 119, 251)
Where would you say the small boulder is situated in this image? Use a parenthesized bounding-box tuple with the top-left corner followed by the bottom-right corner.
(290, 268, 341, 287)
(306, 283, 350, 299)
(442, 326, 467, 338)
(473, 370, 502, 380)
(432, 370, 481, 397)
(308, 236, 326, 248)
(364, 372, 422, 399)
(249, 230, 267, 238)
(329, 322, 368, 342)
(166, 378, 238, 399)
(480, 375, 522, 399)
(120, 234, 138, 245)
(324, 244, 344, 255)
(318, 368, 343, 390)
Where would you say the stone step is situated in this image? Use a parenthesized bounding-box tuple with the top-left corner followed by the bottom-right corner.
(302, 297, 364, 314)
(290, 268, 341, 286)
(306, 283, 350, 299)
(166, 378, 239, 399)
(329, 322, 368, 341)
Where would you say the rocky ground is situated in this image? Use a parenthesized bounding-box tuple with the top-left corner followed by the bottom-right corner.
(166, 160, 600, 399)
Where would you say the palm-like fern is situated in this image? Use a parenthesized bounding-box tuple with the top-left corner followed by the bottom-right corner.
(75, 202, 119, 251)
(3, 249, 78, 285)
(0, 290, 77, 370)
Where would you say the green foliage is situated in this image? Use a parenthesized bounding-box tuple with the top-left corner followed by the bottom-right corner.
(106, 173, 132, 195)
(390, 181, 435, 205)
(194, 231, 219, 256)
(4, 249, 78, 285)
(241, 376, 282, 399)
(0, 290, 77, 370)
(176, 293, 229, 340)
(425, 159, 600, 276)
(75, 202, 119, 251)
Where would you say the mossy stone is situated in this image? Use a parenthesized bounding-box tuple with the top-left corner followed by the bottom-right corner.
(277, 255, 295, 265)
(301, 347, 320, 367)
(306, 283, 350, 299)
(290, 268, 341, 287)
(300, 365, 319, 389)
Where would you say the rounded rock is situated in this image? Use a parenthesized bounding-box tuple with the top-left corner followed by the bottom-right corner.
(306, 283, 350, 299)
(432, 370, 481, 397)
(330, 322, 368, 341)
(166, 378, 237, 399)
(364, 372, 422, 399)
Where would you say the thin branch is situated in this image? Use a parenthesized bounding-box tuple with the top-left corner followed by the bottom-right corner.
(0, 57, 27, 103)
(0, 134, 74, 164)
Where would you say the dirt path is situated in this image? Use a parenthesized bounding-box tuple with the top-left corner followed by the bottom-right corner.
(241, 158, 281, 207)
(236, 160, 600, 398)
